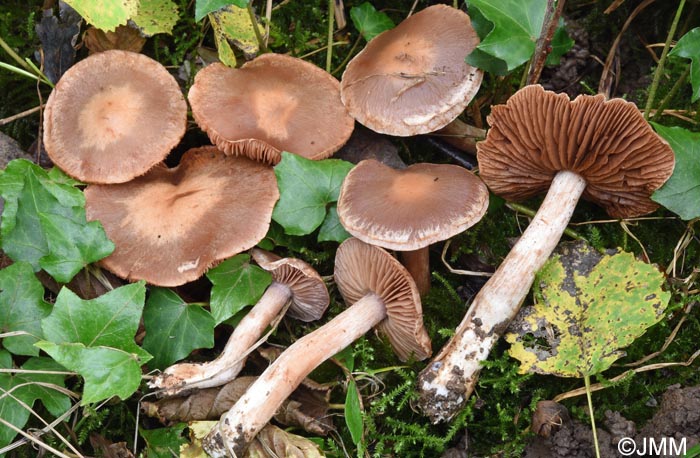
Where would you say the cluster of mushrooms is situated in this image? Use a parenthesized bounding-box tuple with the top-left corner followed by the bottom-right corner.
(42, 4, 676, 457)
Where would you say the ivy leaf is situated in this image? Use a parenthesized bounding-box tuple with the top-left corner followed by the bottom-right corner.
(272, 152, 354, 237)
(142, 288, 215, 369)
(318, 205, 351, 243)
(0, 160, 114, 284)
(62, 0, 139, 32)
(344, 380, 364, 445)
(465, 4, 508, 75)
(651, 124, 700, 220)
(505, 241, 670, 378)
(195, 0, 250, 22)
(206, 254, 272, 324)
(466, 0, 546, 72)
(0, 352, 71, 450)
(131, 0, 179, 36)
(350, 2, 394, 41)
(209, 3, 260, 67)
(669, 27, 700, 102)
(0, 262, 51, 356)
(36, 341, 143, 404)
(37, 282, 151, 403)
(140, 423, 188, 458)
(545, 18, 574, 66)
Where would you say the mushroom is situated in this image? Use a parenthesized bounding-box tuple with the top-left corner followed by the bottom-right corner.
(188, 53, 355, 165)
(84, 146, 279, 287)
(149, 248, 329, 396)
(340, 4, 482, 136)
(337, 159, 489, 295)
(43, 50, 187, 184)
(416, 84, 675, 423)
(202, 237, 432, 457)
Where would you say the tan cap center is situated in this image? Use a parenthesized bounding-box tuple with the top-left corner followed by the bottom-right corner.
(78, 84, 145, 151)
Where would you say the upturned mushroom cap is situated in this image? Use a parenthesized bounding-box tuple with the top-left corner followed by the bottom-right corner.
(477, 85, 675, 218)
(340, 4, 482, 136)
(250, 248, 330, 322)
(337, 159, 489, 251)
(43, 50, 187, 184)
(333, 238, 431, 361)
(188, 54, 355, 165)
(85, 146, 279, 287)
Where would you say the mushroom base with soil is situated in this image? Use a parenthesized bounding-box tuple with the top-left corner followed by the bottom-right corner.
(149, 282, 292, 396)
(417, 170, 587, 423)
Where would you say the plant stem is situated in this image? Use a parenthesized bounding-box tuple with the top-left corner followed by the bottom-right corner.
(0, 36, 32, 72)
(247, 3, 268, 54)
(326, 0, 335, 73)
(584, 375, 601, 458)
(651, 65, 691, 122)
(506, 202, 585, 241)
(527, 0, 567, 85)
(644, 0, 686, 120)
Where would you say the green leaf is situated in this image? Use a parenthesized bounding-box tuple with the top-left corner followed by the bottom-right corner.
(62, 0, 139, 32)
(466, 0, 546, 72)
(142, 288, 215, 369)
(317, 205, 352, 243)
(350, 2, 394, 41)
(465, 4, 509, 75)
(36, 341, 142, 404)
(131, 0, 179, 36)
(0, 352, 71, 450)
(344, 380, 363, 445)
(545, 18, 574, 66)
(195, 0, 249, 22)
(651, 124, 700, 220)
(140, 423, 188, 458)
(0, 160, 114, 283)
(206, 254, 272, 324)
(669, 27, 700, 102)
(272, 152, 354, 236)
(209, 5, 260, 67)
(505, 241, 670, 378)
(0, 262, 51, 356)
(38, 282, 151, 403)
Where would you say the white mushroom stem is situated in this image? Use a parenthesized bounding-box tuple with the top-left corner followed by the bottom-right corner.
(149, 282, 292, 396)
(417, 170, 587, 423)
(203, 293, 387, 458)
(400, 247, 431, 296)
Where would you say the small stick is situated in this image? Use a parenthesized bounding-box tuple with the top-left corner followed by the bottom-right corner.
(526, 0, 566, 86)
(0, 105, 43, 126)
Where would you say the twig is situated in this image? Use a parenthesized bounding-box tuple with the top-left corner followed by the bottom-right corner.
(644, 0, 686, 120)
(326, 0, 335, 73)
(246, 3, 268, 54)
(598, 0, 656, 97)
(526, 0, 567, 85)
(440, 240, 493, 278)
(553, 347, 700, 402)
(0, 104, 44, 126)
(651, 65, 691, 122)
(264, 0, 272, 48)
(0, 402, 80, 455)
(506, 202, 586, 240)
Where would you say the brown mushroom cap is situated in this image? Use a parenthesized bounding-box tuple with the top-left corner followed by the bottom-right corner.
(334, 238, 431, 361)
(337, 159, 489, 251)
(477, 85, 676, 218)
(333, 238, 432, 361)
(340, 4, 482, 136)
(85, 146, 279, 287)
(43, 50, 187, 184)
(188, 54, 355, 165)
(250, 248, 330, 322)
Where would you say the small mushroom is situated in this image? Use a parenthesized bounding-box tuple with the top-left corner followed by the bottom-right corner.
(84, 146, 279, 287)
(416, 84, 675, 423)
(43, 50, 187, 183)
(202, 238, 431, 457)
(337, 159, 489, 295)
(188, 53, 355, 165)
(149, 248, 329, 396)
(340, 4, 482, 136)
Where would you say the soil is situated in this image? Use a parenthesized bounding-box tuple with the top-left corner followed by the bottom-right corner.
(523, 385, 700, 458)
